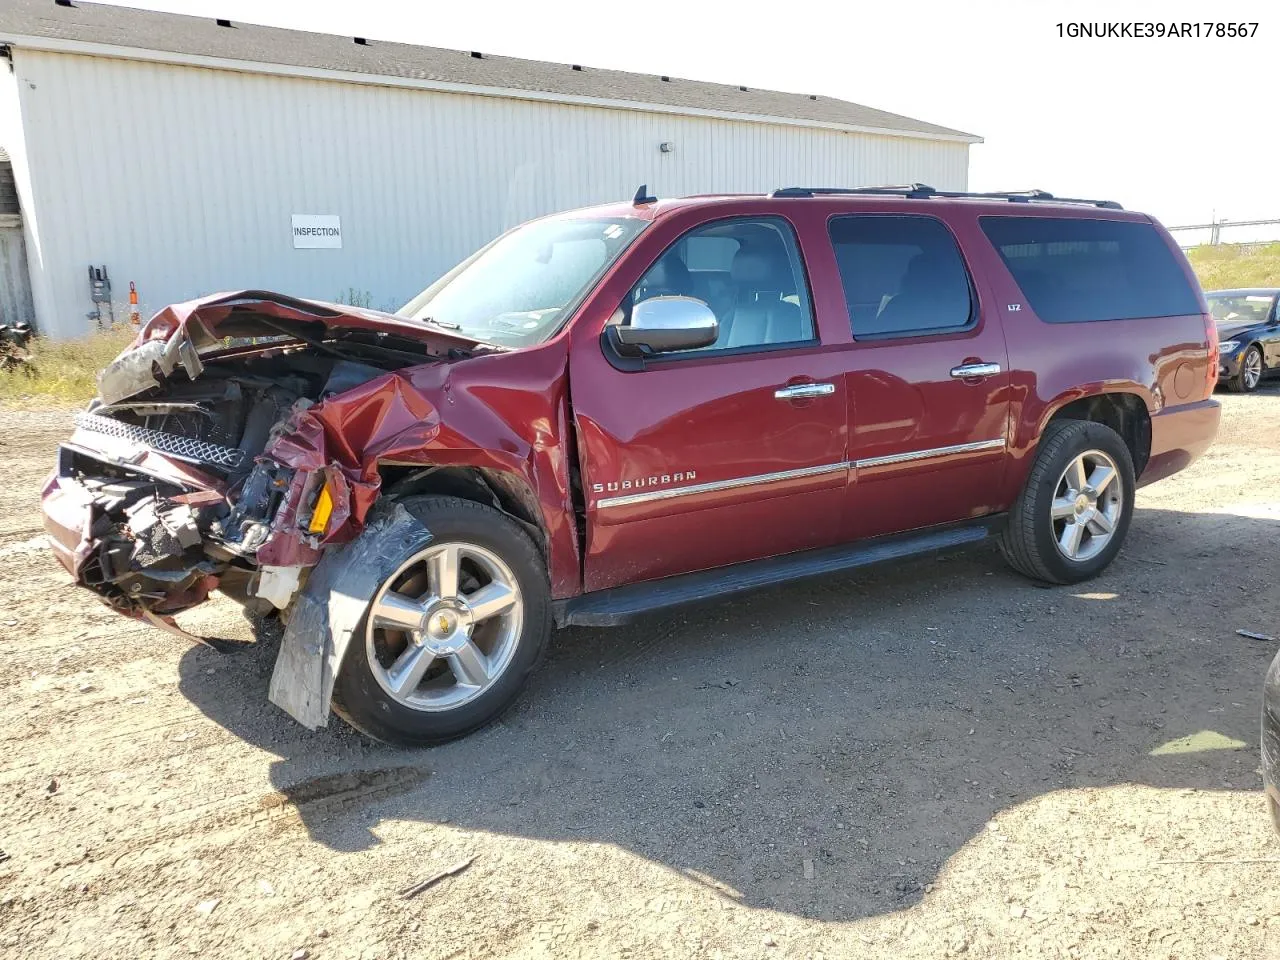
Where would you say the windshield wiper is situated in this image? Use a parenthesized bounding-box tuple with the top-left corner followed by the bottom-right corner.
(423, 316, 461, 330)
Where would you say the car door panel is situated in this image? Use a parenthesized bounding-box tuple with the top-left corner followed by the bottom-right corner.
(813, 211, 1012, 542)
(1265, 297, 1280, 369)
(842, 337, 1011, 541)
(574, 349, 849, 590)
(568, 211, 850, 593)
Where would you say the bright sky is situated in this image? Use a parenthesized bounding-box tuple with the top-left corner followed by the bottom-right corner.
(100, 0, 1277, 239)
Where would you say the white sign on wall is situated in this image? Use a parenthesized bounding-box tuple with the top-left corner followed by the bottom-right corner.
(291, 214, 342, 249)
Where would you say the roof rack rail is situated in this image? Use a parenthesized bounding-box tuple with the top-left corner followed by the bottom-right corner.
(771, 184, 936, 199)
(769, 184, 1123, 210)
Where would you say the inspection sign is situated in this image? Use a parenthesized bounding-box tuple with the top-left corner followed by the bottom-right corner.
(291, 214, 342, 249)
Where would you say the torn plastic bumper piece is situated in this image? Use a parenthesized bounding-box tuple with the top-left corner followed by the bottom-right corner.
(268, 504, 432, 728)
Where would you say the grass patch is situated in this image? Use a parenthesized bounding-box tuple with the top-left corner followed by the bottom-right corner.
(1187, 242, 1280, 291)
(0, 326, 137, 408)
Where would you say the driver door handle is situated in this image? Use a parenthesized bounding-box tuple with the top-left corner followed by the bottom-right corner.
(949, 362, 1002, 380)
(774, 382, 835, 400)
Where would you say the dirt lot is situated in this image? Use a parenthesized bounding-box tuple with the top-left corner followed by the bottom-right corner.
(2, 391, 1279, 960)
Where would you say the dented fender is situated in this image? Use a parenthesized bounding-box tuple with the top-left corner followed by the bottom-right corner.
(257, 340, 581, 598)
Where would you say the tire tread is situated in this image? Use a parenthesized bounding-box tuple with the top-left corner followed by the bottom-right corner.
(998, 419, 1128, 584)
(329, 495, 551, 746)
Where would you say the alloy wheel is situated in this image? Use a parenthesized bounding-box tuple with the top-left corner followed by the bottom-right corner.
(365, 540, 523, 712)
(1050, 449, 1123, 562)
(1244, 348, 1263, 389)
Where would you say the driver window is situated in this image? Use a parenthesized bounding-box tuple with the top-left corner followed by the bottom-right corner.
(629, 217, 815, 352)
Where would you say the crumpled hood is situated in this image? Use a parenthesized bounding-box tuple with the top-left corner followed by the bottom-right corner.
(97, 290, 475, 404)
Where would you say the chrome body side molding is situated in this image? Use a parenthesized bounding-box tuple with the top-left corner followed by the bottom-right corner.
(853, 437, 1006, 470)
(596, 461, 847, 510)
(595, 438, 1006, 509)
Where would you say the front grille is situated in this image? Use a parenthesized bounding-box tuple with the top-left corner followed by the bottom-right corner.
(73, 413, 248, 472)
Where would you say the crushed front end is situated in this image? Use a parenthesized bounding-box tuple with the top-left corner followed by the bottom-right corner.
(43, 361, 359, 641)
(40, 291, 463, 641)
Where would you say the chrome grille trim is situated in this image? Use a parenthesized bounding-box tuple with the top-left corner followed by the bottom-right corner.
(594, 438, 1005, 509)
(73, 412, 248, 471)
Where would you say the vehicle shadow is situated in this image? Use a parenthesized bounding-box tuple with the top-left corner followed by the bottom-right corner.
(177, 505, 1278, 921)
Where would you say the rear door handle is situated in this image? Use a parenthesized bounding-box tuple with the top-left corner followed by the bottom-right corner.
(774, 382, 836, 400)
(949, 362, 1002, 380)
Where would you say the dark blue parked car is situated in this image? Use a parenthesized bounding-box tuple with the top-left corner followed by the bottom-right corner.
(1210, 288, 1280, 392)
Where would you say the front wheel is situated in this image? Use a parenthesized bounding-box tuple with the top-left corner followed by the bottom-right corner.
(1227, 345, 1263, 393)
(999, 419, 1136, 585)
(331, 496, 551, 746)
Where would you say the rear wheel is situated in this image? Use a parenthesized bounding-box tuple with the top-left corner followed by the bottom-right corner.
(999, 419, 1135, 584)
(1227, 345, 1263, 393)
(331, 496, 551, 745)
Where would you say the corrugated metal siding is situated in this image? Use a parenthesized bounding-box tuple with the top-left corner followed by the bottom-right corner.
(14, 50, 969, 338)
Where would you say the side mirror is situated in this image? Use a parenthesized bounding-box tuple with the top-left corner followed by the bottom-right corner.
(615, 296, 718, 353)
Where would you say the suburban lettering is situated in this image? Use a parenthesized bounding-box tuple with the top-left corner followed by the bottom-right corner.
(592, 470, 697, 497)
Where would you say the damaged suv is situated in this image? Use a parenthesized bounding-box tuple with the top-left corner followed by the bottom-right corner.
(43, 185, 1220, 745)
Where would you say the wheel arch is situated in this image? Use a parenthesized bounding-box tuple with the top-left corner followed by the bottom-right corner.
(1043, 391, 1151, 478)
(378, 463, 550, 561)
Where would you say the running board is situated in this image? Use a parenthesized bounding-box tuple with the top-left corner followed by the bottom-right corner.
(553, 516, 1005, 628)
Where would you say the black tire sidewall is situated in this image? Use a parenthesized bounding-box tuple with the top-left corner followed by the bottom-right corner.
(1025, 422, 1135, 584)
(332, 497, 551, 746)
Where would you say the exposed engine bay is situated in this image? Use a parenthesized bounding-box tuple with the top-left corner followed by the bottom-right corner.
(49, 327, 439, 629)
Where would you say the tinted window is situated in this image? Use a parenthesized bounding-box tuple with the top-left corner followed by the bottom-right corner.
(630, 217, 814, 352)
(399, 216, 647, 347)
(979, 216, 1201, 323)
(828, 216, 974, 338)
(1208, 293, 1276, 325)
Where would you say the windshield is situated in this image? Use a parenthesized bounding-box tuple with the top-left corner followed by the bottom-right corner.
(398, 216, 648, 347)
(1209, 293, 1276, 325)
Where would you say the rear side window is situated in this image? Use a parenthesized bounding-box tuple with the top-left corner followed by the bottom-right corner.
(979, 216, 1201, 323)
(828, 215, 974, 338)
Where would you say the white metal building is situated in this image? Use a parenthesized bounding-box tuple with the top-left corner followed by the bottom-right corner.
(0, 0, 980, 338)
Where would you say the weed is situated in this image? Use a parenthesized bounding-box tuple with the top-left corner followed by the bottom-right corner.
(0, 325, 137, 407)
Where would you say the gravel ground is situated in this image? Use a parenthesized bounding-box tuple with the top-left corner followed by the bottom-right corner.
(1, 390, 1279, 960)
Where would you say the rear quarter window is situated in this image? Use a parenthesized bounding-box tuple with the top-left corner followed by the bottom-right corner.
(979, 216, 1201, 323)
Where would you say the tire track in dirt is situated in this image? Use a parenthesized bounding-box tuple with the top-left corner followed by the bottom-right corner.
(5, 765, 431, 872)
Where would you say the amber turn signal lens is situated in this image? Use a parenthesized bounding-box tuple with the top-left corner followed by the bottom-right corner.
(308, 482, 335, 535)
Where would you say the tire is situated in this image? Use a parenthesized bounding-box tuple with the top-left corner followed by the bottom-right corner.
(1226, 345, 1263, 393)
(998, 419, 1135, 585)
(331, 495, 551, 746)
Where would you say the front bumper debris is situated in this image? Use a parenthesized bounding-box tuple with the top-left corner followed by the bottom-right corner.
(42, 463, 221, 613)
(268, 504, 431, 728)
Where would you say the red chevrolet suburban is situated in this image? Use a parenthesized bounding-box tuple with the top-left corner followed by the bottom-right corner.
(42, 184, 1220, 744)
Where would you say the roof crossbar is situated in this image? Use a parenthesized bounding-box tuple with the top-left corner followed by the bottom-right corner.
(769, 184, 1123, 210)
